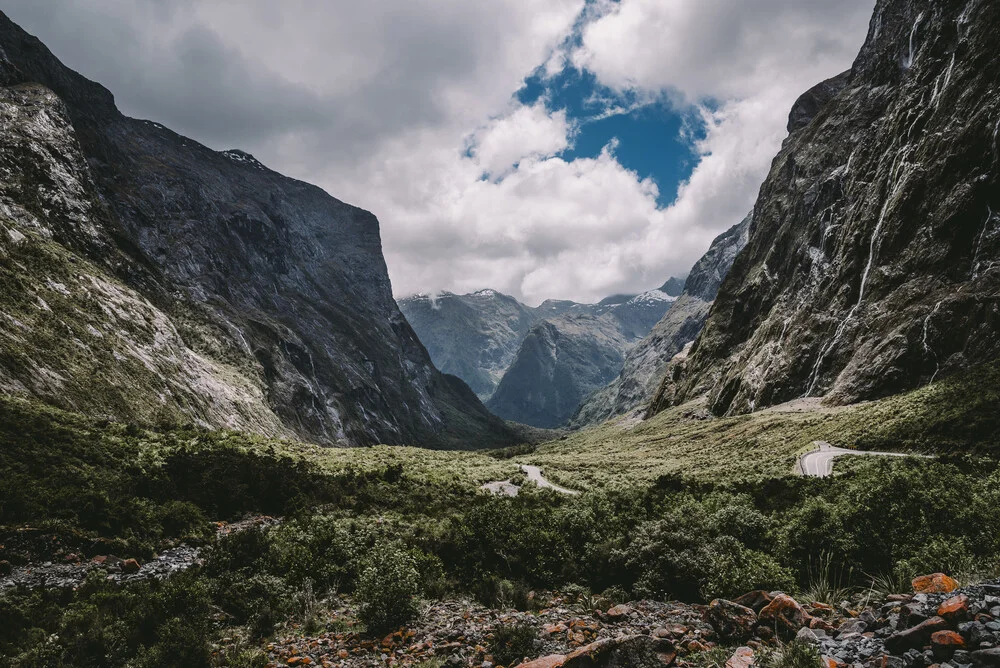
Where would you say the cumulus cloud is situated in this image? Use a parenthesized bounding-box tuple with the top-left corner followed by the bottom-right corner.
(4, 0, 874, 305)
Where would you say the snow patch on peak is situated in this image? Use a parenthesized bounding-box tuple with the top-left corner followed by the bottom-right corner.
(628, 289, 678, 305)
(221, 149, 266, 170)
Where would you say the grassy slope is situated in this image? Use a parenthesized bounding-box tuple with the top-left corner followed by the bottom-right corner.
(0, 359, 995, 524)
(517, 360, 1000, 490)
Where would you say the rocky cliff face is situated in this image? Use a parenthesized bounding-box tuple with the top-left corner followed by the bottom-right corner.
(485, 289, 679, 428)
(397, 290, 546, 400)
(0, 12, 516, 449)
(572, 215, 751, 427)
(657, 0, 1000, 416)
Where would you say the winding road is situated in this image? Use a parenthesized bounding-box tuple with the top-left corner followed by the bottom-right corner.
(797, 441, 933, 478)
(481, 464, 580, 497)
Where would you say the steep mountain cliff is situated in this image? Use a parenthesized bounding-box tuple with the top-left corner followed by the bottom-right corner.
(572, 214, 750, 427)
(397, 290, 554, 400)
(398, 283, 679, 406)
(0, 12, 517, 449)
(485, 288, 679, 427)
(656, 0, 1000, 416)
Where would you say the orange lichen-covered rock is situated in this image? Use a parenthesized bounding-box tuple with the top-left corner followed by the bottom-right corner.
(931, 631, 965, 648)
(936, 594, 970, 622)
(758, 594, 812, 638)
(912, 573, 959, 594)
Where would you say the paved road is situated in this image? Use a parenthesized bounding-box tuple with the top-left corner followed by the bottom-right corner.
(481, 465, 580, 496)
(798, 441, 932, 478)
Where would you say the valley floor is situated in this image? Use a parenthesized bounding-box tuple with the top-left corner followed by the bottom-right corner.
(0, 361, 997, 667)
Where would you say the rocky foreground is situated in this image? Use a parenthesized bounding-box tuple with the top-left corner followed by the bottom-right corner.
(260, 574, 1000, 668)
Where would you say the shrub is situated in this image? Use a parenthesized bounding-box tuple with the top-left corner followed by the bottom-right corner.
(701, 538, 795, 601)
(356, 541, 421, 635)
(759, 641, 823, 668)
(490, 622, 538, 667)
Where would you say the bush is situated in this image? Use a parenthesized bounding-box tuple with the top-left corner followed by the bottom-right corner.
(490, 622, 538, 667)
(356, 541, 421, 635)
(759, 641, 823, 668)
(701, 538, 795, 600)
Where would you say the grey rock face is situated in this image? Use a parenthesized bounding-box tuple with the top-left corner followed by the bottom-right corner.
(664, 0, 1000, 416)
(572, 215, 751, 427)
(0, 12, 516, 448)
(398, 290, 542, 400)
(485, 290, 679, 428)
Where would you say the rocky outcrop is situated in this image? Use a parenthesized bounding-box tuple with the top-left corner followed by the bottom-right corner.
(484, 289, 680, 428)
(0, 12, 516, 448)
(572, 215, 750, 427)
(660, 0, 1000, 416)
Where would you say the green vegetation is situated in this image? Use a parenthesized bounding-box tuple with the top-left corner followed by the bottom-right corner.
(356, 541, 422, 635)
(490, 622, 538, 667)
(0, 361, 997, 666)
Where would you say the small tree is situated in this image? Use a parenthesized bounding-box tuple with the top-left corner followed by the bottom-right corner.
(356, 541, 421, 635)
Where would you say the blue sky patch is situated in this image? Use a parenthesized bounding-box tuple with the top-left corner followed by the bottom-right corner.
(517, 64, 704, 207)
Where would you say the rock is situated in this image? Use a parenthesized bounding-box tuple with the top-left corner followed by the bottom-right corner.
(121, 559, 141, 574)
(725, 647, 755, 668)
(797, 627, 821, 645)
(516, 656, 567, 668)
(706, 599, 758, 641)
(838, 619, 869, 635)
(286, 658, 312, 666)
(881, 656, 906, 668)
(758, 594, 812, 638)
(734, 591, 775, 614)
(0, 560, 11, 576)
(970, 648, 1000, 667)
(886, 617, 950, 654)
(939, 596, 971, 623)
(913, 575, 960, 595)
(811, 617, 837, 632)
(606, 605, 633, 621)
(932, 631, 966, 659)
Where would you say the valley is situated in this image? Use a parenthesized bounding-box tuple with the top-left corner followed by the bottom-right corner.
(1, 0, 999, 667)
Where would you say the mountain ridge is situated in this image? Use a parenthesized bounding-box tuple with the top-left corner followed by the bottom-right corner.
(0, 11, 517, 449)
(653, 0, 1000, 417)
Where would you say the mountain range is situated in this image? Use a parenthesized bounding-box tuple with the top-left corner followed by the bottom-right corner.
(399, 280, 683, 427)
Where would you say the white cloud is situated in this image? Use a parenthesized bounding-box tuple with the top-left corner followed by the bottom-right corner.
(4, 0, 874, 306)
(469, 102, 572, 179)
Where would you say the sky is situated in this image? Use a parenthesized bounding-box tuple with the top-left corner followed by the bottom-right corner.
(4, 0, 874, 306)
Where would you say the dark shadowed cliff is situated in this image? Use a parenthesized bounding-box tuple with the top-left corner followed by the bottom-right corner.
(0, 12, 517, 449)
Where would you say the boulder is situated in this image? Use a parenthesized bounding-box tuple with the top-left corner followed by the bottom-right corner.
(606, 605, 633, 621)
(837, 619, 868, 635)
(912, 574, 959, 594)
(122, 558, 140, 574)
(931, 630, 966, 659)
(885, 616, 949, 654)
(734, 591, 775, 613)
(796, 627, 820, 645)
(970, 648, 1000, 667)
(937, 595, 970, 623)
(758, 594, 812, 638)
(706, 599, 758, 641)
(725, 647, 755, 668)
